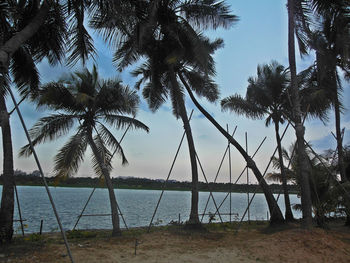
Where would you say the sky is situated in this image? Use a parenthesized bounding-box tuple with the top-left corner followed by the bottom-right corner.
(1, 0, 349, 184)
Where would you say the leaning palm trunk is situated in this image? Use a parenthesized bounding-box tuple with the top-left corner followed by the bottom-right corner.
(0, 96, 14, 242)
(274, 121, 294, 221)
(179, 74, 285, 224)
(169, 68, 200, 225)
(287, 0, 312, 227)
(87, 134, 121, 236)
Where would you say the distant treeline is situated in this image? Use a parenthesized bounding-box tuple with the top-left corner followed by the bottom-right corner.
(0, 170, 299, 194)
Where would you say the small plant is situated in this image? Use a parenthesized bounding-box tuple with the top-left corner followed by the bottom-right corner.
(208, 212, 217, 223)
(153, 218, 163, 226)
(24, 233, 43, 242)
(66, 230, 97, 239)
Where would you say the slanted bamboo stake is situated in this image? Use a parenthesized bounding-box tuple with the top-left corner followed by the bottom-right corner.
(211, 136, 267, 218)
(195, 153, 223, 223)
(8, 88, 75, 263)
(14, 182, 24, 236)
(73, 121, 132, 230)
(201, 127, 237, 222)
(147, 110, 194, 232)
(227, 125, 232, 223)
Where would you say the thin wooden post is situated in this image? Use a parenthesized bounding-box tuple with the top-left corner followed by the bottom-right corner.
(227, 125, 232, 222)
(14, 183, 24, 236)
(39, 219, 43, 235)
(245, 132, 250, 223)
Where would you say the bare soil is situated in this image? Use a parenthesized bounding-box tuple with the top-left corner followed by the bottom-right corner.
(2, 221, 350, 263)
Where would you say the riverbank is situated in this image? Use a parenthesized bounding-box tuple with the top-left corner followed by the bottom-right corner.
(0, 174, 299, 194)
(2, 220, 350, 262)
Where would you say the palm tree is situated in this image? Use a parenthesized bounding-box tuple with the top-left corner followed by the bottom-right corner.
(266, 143, 340, 227)
(287, 0, 317, 227)
(20, 66, 149, 236)
(221, 61, 295, 221)
(91, 0, 237, 226)
(0, 0, 107, 242)
(307, 4, 350, 184)
(0, 0, 67, 242)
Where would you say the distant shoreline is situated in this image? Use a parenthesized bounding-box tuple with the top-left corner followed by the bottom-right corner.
(0, 174, 299, 194)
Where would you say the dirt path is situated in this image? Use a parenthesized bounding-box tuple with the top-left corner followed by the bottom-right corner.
(2, 222, 350, 263)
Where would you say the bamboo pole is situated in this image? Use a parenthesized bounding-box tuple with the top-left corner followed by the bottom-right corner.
(147, 110, 194, 232)
(8, 88, 75, 263)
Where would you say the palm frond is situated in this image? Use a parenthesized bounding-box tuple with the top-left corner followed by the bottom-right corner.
(221, 94, 265, 120)
(35, 82, 81, 112)
(294, 0, 313, 56)
(27, 1, 67, 65)
(66, 1, 96, 66)
(53, 129, 87, 178)
(103, 114, 149, 132)
(19, 114, 77, 157)
(180, 70, 219, 102)
(90, 133, 113, 177)
(113, 33, 140, 71)
(10, 45, 40, 97)
(179, 0, 238, 30)
(96, 81, 139, 115)
(97, 123, 127, 165)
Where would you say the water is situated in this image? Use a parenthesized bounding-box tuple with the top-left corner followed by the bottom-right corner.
(0, 185, 301, 234)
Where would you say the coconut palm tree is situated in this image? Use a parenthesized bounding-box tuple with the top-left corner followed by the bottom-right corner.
(307, 4, 350, 184)
(221, 61, 295, 221)
(0, 0, 109, 242)
(20, 65, 149, 236)
(0, 0, 67, 242)
(91, 0, 238, 226)
(286, 0, 350, 228)
(266, 143, 340, 227)
(287, 0, 314, 227)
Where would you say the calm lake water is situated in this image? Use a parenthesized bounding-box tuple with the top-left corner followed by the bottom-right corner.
(0, 186, 301, 234)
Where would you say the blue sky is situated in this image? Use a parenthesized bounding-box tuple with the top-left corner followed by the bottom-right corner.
(1, 0, 349, 184)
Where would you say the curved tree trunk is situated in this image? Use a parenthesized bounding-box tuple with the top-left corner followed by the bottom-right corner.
(179, 73, 285, 224)
(169, 68, 200, 226)
(87, 134, 121, 236)
(274, 121, 294, 221)
(0, 96, 14, 243)
(287, 0, 312, 228)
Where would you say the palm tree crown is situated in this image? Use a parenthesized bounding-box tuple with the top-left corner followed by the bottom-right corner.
(21, 65, 149, 178)
(221, 61, 291, 126)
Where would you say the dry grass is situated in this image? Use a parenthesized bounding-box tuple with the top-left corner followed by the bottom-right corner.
(2, 221, 350, 263)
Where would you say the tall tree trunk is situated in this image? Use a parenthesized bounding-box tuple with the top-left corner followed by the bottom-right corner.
(333, 78, 349, 225)
(287, 0, 312, 228)
(169, 68, 200, 226)
(87, 134, 121, 236)
(274, 121, 294, 221)
(179, 74, 285, 224)
(334, 94, 346, 182)
(0, 96, 14, 243)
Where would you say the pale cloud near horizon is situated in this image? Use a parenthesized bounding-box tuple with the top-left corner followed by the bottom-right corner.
(1, 0, 349, 184)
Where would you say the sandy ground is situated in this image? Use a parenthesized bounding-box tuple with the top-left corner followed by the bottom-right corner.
(2, 222, 350, 263)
